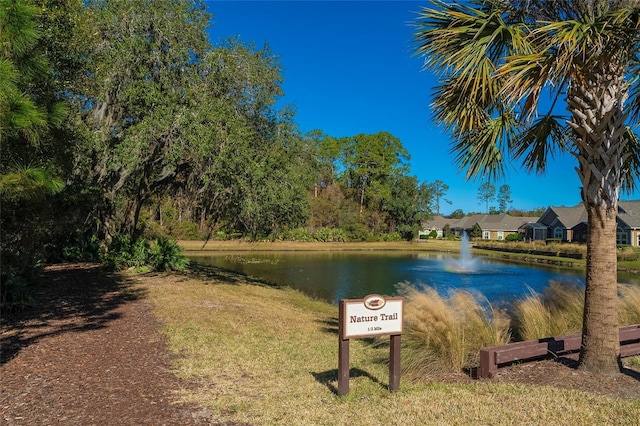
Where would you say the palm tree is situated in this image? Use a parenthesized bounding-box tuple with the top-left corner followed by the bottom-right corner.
(413, 0, 640, 374)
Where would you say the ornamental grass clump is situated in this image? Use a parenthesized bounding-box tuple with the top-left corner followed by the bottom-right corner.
(512, 282, 584, 341)
(513, 282, 640, 342)
(397, 283, 510, 377)
(619, 284, 640, 326)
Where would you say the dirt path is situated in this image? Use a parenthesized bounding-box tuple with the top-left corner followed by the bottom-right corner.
(1, 263, 212, 425)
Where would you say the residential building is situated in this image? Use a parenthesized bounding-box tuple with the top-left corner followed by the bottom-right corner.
(422, 201, 640, 245)
(421, 214, 538, 241)
(522, 201, 640, 246)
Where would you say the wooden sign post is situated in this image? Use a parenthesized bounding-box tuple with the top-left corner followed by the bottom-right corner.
(338, 294, 404, 396)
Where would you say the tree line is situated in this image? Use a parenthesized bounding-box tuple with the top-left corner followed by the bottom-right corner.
(1, 0, 439, 302)
(0, 1, 557, 304)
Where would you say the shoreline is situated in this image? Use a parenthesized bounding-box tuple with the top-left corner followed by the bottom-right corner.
(178, 239, 587, 272)
(178, 239, 461, 253)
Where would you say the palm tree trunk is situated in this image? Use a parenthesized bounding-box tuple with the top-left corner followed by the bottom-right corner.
(569, 60, 628, 374)
(579, 202, 620, 373)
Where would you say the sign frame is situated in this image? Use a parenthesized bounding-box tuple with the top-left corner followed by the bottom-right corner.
(337, 294, 404, 396)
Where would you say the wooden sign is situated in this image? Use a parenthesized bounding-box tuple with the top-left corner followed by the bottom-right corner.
(338, 294, 404, 396)
(340, 294, 404, 338)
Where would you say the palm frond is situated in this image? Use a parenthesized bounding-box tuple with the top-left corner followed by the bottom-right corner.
(497, 52, 555, 116)
(621, 128, 640, 194)
(628, 53, 640, 125)
(533, 7, 639, 75)
(431, 77, 493, 137)
(512, 115, 569, 174)
(451, 113, 520, 180)
(414, 0, 525, 111)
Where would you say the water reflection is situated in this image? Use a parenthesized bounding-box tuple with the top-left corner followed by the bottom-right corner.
(189, 251, 595, 306)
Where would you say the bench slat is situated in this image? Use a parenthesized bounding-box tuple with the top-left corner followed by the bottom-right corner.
(620, 342, 640, 358)
(620, 324, 640, 341)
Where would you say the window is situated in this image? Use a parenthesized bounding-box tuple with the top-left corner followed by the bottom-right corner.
(497, 231, 503, 240)
(617, 229, 628, 245)
(483, 231, 490, 240)
(554, 227, 563, 240)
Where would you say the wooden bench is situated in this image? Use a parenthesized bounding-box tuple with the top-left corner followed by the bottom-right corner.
(479, 324, 640, 379)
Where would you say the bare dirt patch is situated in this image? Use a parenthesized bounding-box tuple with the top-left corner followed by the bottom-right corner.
(489, 356, 640, 400)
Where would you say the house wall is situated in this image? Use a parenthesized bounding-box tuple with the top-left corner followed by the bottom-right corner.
(521, 225, 547, 241)
(572, 224, 588, 243)
(419, 229, 443, 238)
(482, 230, 519, 241)
(630, 229, 640, 247)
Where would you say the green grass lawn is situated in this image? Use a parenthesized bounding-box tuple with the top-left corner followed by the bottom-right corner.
(143, 271, 640, 425)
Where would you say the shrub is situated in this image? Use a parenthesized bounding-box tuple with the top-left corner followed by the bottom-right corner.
(344, 223, 370, 242)
(397, 283, 510, 376)
(1, 275, 35, 310)
(618, 246, 640, 262)
(101, 234, 149, 271)
(62, 235, 101, 262)
(143, 220, 169, 239)
(101, 234, 187, 272)
(314, 227, 347, 242)
(149, 237, 189, 272)
(283, 227, 314, 242)
(170, 221, 205, 240)
(379, 232, 402, 242)
(627, 356, 640, 368)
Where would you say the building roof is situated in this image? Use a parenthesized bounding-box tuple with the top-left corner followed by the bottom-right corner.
(472, 214, 539, 231)
(422, 214, 539, 232)
(422, 215, 452, 230)
(539, 205, 588, 229)
(522, 222, 548, 230)
(540, 202, 640, 230)
(618, 200, 640, 228)
(424, 200, 640, 233)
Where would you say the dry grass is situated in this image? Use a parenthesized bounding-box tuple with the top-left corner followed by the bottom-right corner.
(475, 240, 586, 256)
(512, 282, 585, 340)
(397, 283, 510, 376)
(619, 284, 640, 325)
(513, 282, 640, 341)
(142, 273, 640, 425)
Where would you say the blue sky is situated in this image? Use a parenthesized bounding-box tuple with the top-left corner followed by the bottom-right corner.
(205, 0, 636, 215)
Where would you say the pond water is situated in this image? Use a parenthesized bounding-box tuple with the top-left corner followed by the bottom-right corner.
(188, 250, 609, 306)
